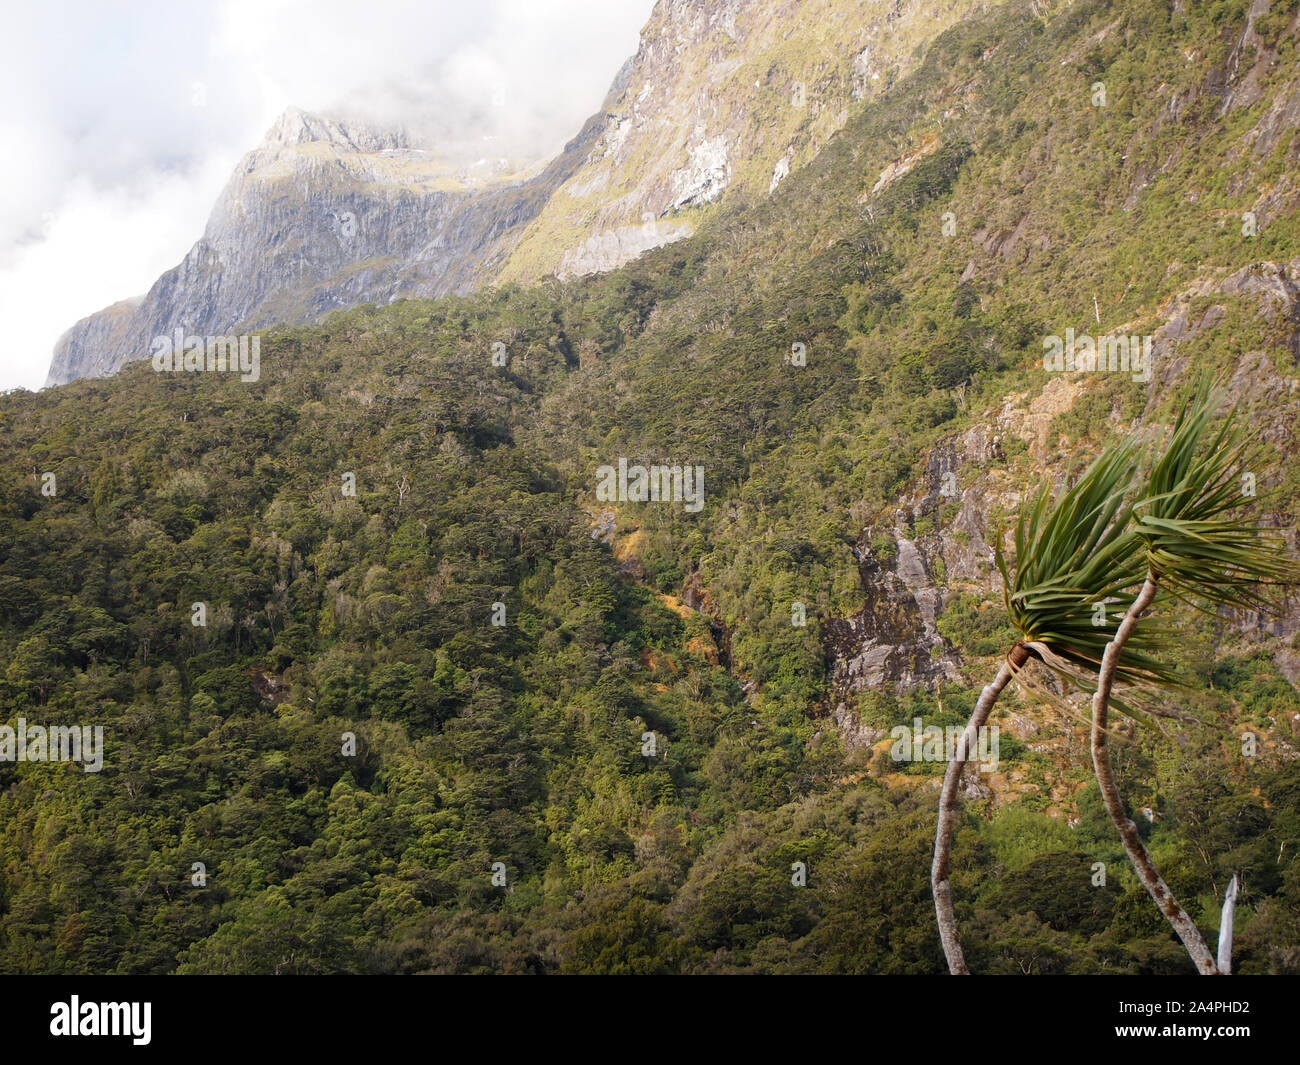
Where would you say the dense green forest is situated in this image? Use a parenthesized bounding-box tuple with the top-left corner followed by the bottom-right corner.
(1, 0, 1298, 973)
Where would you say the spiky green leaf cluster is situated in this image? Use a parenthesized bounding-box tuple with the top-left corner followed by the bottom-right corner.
(996, 438, 1173, 691)
(1134, 378, 1295, 613)
(996, 377, 1295, 703)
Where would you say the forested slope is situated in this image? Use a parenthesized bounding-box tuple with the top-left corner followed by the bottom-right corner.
(2, 0, 1299, 973)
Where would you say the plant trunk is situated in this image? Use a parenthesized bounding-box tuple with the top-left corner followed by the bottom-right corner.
(1091, 574, 1220, 975)
(932, 644, 1028, 974)
(1217, 875, 1238, 975)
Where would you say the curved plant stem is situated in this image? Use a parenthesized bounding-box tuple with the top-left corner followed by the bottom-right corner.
(1090, 574, 1220, 975)
(933, 644, 1027, 974)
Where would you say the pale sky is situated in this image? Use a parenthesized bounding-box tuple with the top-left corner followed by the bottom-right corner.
(0, 0, 655, 392)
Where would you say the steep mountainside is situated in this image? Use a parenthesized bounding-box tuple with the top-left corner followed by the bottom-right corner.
(495, 0, 995, 281)
(47, 0, 994, 386)
(6, 0, 1300, 975)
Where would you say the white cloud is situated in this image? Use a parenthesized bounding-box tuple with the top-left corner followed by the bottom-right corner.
(0, 0, 653, 391)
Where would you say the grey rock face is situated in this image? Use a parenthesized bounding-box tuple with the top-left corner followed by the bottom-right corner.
(46, 104, 604, 386)
(824, 518, 964, 738)
(49, 298, 142, 382)
(558, 218, 695, 277)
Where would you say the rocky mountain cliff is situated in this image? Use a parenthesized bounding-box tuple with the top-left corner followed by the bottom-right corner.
(47, 0, 991, 386)
(45, 106, 599, 385)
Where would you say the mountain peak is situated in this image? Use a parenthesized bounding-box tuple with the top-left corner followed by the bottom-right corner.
(260, 106, 408, 153)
